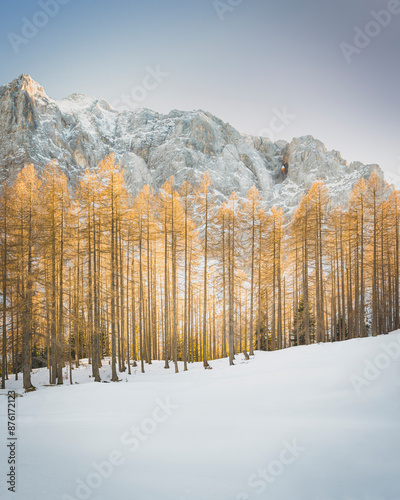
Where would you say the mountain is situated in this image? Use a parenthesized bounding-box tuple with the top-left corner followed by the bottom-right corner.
(0, 74, 381, 210)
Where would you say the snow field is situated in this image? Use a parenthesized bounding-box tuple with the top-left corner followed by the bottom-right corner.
(1, 332, 400, 500)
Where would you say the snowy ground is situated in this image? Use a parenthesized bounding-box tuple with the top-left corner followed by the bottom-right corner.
(1, 333, 400, 500)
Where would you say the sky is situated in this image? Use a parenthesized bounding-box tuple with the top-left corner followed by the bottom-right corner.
(0, 0, 399, 178)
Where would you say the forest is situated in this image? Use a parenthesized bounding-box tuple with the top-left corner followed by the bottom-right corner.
(0, 154, 398, 389)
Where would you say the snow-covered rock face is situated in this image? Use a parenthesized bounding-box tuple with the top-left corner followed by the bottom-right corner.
(0, 74, 381, 210)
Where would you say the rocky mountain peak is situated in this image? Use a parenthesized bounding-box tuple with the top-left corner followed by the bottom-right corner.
(8, 74, 48, 101)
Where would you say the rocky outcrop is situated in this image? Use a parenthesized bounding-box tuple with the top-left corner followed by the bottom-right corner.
(0, 74, 381, 210)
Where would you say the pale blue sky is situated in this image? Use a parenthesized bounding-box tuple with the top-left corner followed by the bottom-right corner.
(1, 0, 399, 177)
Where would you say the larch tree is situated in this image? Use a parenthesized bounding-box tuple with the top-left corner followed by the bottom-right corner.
(12, 165, 41, 390)
(242, 186, 263, 355)
(0, 178, 12, 389)
(41, 162, 72, 384)
(366, 171, 388, 336)
(196, 172, 214, 369)
(76, 166, 102, 382)
(98, 154, 128, 381)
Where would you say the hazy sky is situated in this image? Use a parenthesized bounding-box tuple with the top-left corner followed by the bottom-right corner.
(1, 0, 399, 178)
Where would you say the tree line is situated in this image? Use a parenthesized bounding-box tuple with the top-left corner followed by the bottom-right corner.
(0, 155, 397, 389)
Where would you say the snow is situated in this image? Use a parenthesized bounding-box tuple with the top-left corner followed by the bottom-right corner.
(1, 333, 400, 500)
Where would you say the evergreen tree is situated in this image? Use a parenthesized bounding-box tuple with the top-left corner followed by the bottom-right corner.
(291, 297, 315, 346)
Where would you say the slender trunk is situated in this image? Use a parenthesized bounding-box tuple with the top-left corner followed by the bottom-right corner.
(203, 192, 210, 368)
(110, 181, 118, 381)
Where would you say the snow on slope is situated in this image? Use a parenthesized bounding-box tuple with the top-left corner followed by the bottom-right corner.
(1, 333, 400, 500)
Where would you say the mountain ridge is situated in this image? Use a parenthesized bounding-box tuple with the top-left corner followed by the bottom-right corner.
(0, 74, 382, 210)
